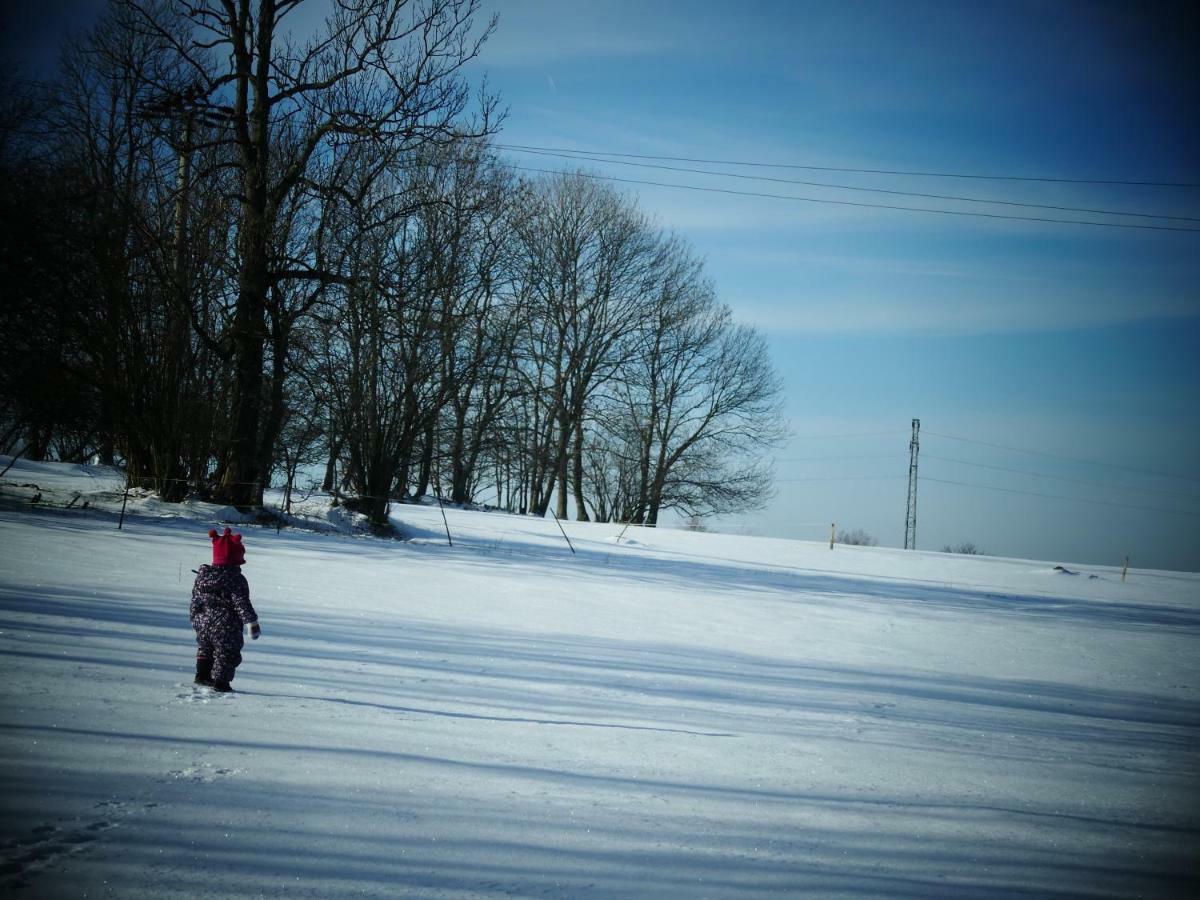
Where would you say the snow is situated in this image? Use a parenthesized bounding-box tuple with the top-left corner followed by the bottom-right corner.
(1, 457, 1197, 898)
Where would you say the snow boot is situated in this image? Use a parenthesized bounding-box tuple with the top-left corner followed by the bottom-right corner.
(194, 655, 214, 687)
(211, 680, 234, 693)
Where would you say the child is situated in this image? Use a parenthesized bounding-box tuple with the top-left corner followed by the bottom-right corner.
(190, 527, 261, 692)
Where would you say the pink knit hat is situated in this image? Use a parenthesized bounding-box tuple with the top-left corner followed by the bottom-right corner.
(209, 528, 246, 567)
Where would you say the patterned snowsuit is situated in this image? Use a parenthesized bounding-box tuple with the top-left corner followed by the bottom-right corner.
(190, 564, 258, 685)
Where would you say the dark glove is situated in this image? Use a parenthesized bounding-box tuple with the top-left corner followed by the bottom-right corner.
(248, 622, 261, 640)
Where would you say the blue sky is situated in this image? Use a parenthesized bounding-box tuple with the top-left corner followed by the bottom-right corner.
(6, 1, 1198, 569)
(470, 0, 1200, 570)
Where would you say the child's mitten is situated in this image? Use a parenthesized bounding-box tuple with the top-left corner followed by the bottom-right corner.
(249, 622, 261, 640)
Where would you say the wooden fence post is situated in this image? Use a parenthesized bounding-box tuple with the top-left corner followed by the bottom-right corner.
(436, 494, 453, 547)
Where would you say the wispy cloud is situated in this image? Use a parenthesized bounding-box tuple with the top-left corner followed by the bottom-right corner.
(483, 32, 670, 66)
(727, 285, 1198, 337)
(481, 1, 673, 67)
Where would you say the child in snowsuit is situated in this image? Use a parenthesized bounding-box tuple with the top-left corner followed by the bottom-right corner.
(191, 528, 261, 692)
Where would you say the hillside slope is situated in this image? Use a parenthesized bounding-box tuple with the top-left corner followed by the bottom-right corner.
(1, 458, 1197, 898)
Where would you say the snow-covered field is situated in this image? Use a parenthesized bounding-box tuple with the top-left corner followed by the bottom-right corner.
(1, 457, 1197, 898)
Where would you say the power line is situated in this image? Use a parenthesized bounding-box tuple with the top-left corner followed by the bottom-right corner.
(775, 475, 904, 483)
(789, 430, 909, 440)
(922, 476, 1200, 518)
(495, 143, 1200, 189)
(924, 453, 1200, 502)
(774, 453, 899, 463)
(922, 430, 1200, 484)
(501, 164, 1200, 233)
(501, 146, 1200, 223)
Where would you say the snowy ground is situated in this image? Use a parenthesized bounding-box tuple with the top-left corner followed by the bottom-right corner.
(1, 457, 1197, 898)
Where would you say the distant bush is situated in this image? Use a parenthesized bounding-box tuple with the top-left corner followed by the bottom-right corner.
(942, 542, 987, 555)
(837, 528, 877, 546)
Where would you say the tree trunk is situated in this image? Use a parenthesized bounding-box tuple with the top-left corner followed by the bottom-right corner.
(322, 433, 342, 493)
(449, 405, 469, 504)
(572, 416, 589, 521)
(218, 1, 274, 510)
(364, 456, 393, 527)
(255, 303, 290, 502)
(221, 278, 267, 508)
(550, 408, 571, 519)
(415, 419, 435, 500)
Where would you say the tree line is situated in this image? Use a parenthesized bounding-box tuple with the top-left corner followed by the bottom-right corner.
(0, 0, 784, 529)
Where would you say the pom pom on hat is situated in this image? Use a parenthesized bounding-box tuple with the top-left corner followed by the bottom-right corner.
(209, 527, 246, 567)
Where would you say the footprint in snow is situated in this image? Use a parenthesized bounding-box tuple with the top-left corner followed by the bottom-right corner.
(172, 683, 237, 704)
(165, 764, 243, 784)
(0, 806, 144, 891)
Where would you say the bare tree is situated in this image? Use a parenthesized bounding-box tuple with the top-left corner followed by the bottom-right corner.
(837, 529, 878, 546)
(123, 0, 498, 507)
(6, 3, 230, 496)
(272, 385, 326, 517)
(409, 140, 517, 504)
(318, 169, 421, 527)
(942, 542, 987, 555)
(510, 171, 660, 518)
(605, 239, 785, 525)
(0, 74, 86, 461)
(318, 137, 507, 527)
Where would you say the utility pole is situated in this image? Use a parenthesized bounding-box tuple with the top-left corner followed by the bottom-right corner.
(904, 418, 920, 550)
